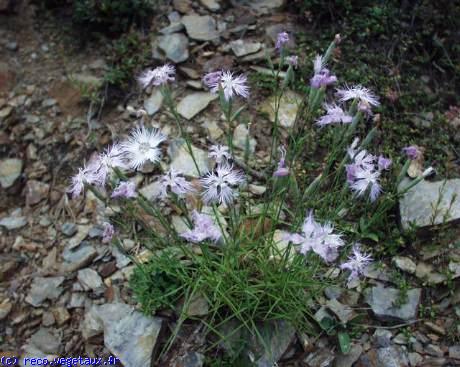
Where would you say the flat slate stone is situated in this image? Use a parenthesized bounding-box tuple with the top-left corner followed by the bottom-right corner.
(182, 15, 219, 41)
(399, 178, 460, 229)
(177, 92, 217, 120)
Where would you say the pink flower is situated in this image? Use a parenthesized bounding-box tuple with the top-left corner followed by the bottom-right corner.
(180, 210, 221, 243)
(286, 55, 298, 68)
(160, 168, 194, 198)
(340, 244, 372, 284)
(138, 64, 175, 88)
(111, 181, 137, 199)
(276, 31, 290, 49)
(316, 103, 352, 127)
(285, 211, 345, 263)
(204, 70, 250, 101)
(102, 222, 115, 243)
(68, 161, 100, 199)
(377, 155, 392, 171)
(310, 55, 337, 89)
(273, 146, 289, 177)
(402, 146, 421, 160)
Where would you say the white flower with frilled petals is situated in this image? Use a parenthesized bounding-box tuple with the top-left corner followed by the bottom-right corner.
(340, 244, 372, 284)
(336, 85, 380, 107)
(138, 64, 175, 88)
(200, 164, 245, 205)
(160, 168, 194, 198)
(208, 145, 232, 164)
(121, 126, 166, 170)
(206, 70, 249, 101)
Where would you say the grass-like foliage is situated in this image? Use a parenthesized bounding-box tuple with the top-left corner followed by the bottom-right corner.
(69, 34, 435, 362)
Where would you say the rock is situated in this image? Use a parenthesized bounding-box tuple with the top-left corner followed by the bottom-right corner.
(52, 307, 70, 325)
(449, 345, 460, 359)
(246, 0, 286, 11)
(326, 298, 355, 324)
(90, 303, 163, 367)
(144, 90, 164, 116)
(248, 184, 266, 196)
(25, 180, 49, 205)
(179, 66, 200, 79)
(408, 352, 423, 366)
(176, 351, 204, 367)
(233, 124, 256, 153)
(78, 268, 104, 293)
(260, 91, 302, 128)
(62, 243, 97, 272)
(399, 178, 460, 229)
(304, 348, 335, 367)
(112, 246, 132, 269)
(199, 0, 220, 11)
(68, 224, 91, 249)
(173, 0, 192, 13)
(392, 256, 416, 274)
(181, 294, 209, 317)
(177, 92, 217, 120)
(365, 285, 421, 322)
(0, 299, 12, 320)
(230, 39, 262, 57)
(158, 33, 189, 63)
(202, 119, 223, 140)
(41, 98, 57, 108)
(139, 180, 163, 200)
(182, 15, 219, 41)
(186, 80, 203, 90)
(6, 41, 18, 51)
(81, 306, 104, 339)
(415, 262, 447, 285)
(61, 222, 78, 237)
(376, 346, 409, 367)
(425, 344, 444, 357)
(168, 139, 211, 177)
(334, 344, 362, 367)
(0, 158, 23, 188)
(363, 263, 391, 282)
(0, 215, 27, 230)
(26, 276, 65, 307)
(30, 328, 62, 355)
(449, 261, 460, 279)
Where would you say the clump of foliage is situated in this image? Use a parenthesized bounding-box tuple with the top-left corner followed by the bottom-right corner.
(68, 35, 435, 364)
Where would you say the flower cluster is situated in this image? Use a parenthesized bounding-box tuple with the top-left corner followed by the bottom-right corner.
(346, 138, 391, 202)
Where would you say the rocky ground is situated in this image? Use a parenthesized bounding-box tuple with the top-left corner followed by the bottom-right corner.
(1, 0, 460, 366)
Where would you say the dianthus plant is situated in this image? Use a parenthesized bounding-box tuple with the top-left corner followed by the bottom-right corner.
(69, 33, 433, 363)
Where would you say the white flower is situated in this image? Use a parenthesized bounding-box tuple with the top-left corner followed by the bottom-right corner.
(336, 85, 380, 107)
(316, 103, 352, 127)
(340, 244, 372, 283)
(313, 54, 325, 74)
(208, 70, 250, 101)
(138, 64, 175, 88)
(92, 144, 127, 185)
(121, 126, 166, 170)
(68, 161, 100, 198)
(160, 168, 194, 198)
(208, 145, 232, 164)
(350, 166, 381, 202)
(180, 210, 222, 243)
(200, 164, 245, 205)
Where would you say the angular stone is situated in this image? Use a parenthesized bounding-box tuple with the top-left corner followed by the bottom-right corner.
(199, 0, 220, 11)
(365, 285, 421, 321)
(61, 243, 97, 272)
(326, 298, 355, 324)
(182, 15, 219, 41)
(26, 276, 65, 307)
(0, 215, 27, 230)
(61, 222, 78, 237)
(392, 256, 416, 274)
(233, 124, 256, 153)
(304, 348, 335, 367)
(334, 344, 362, 367)
(30, 328, 62, 355)
(175, 351, 204, 367)
(230, 39, 262, 57)
(25, 180, 49, 205)
(143, 90, 164, 116)
(158, 33, 189, 63)
(0, 299, 12, 320)
(177, 92, 217, 120)
(139, 180, 163, 200)
(78, 268, 104, 293)
(399, 178, 460, 229)
(168, 139, 211, 178)
(260, 90, 302, 128)
(91, 303, 163, 367)
(0, 158, 23, 188)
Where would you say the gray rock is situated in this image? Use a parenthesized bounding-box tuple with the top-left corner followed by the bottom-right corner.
(61, 222, 77, 237)
(144, 90, 164, 116)
(376, 346, 409, 367)
(0, 158, 23, 188)
(260, 91, 302, 128)
(199, 0, 220, 11)
(139, 180, 163, 200)
(392, 256, 416, 274)
(449, 261, 460, 279)
(41, 98, 57, 107)
(177, 92, 217, 120)
(182, 15, 219, 41)
(304, 348, 335, 367)
(158, 33, 189, 63)
(30, 328, 62, 355)
(415, 262, 447, 285)
(77, 268, 104, 293)
(365, 285, 421, 321)
(408, 352, 423, 366)
(26, 276, 65, 307)
(202, 119, 223, 140)
(249, 0, 286, 11)
(25, 180, 49, 205)
(61, 243, 97, 272)
(449, 345, 460, 359)
(326, 298, 355, 324)
(233, 124, 256, 153)
(81, 306, 104, 340)
(399, 178, 460, 229)
(334, 344, 362, 367)
(0, 299, 12, 320)
(168, 139, 211, 178)
(230, 39, 262, 57)
(112, 246, 132, 269)
(373, 329, 393, 348)
(0, 215, 27, 230)
(6, 41, 18, 51)
(91, 303, 163, 367)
